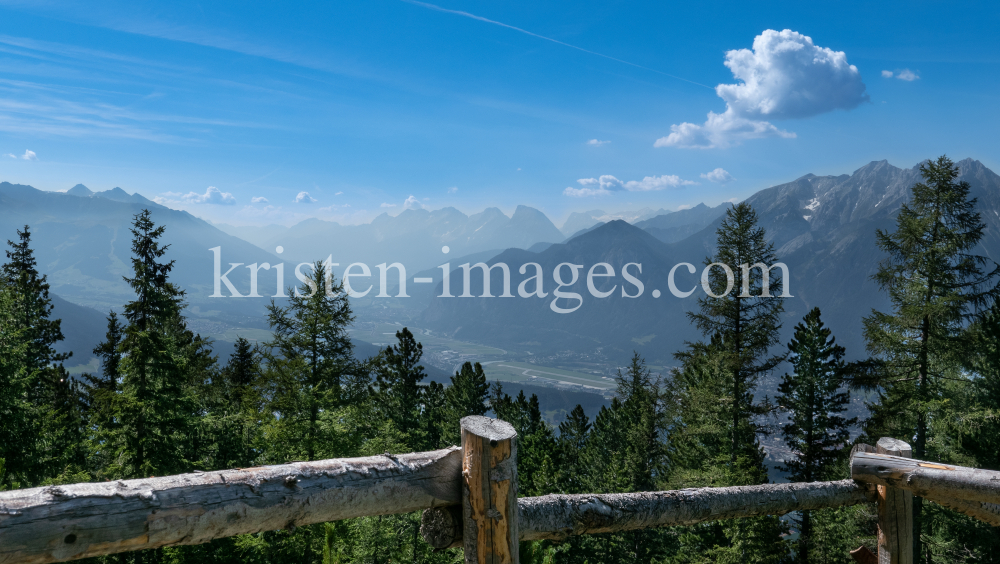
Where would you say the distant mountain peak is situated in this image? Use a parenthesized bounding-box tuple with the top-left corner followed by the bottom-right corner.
(66, 184, 93, 197)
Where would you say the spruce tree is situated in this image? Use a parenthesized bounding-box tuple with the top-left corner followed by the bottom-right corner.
(108, 210, 194, 479)
(441, 361, 489, 445)
(776, 308, 856, 563)
(1, 225, 82, 484)
(263, 259, 356, 463)
(556, 404, 590, 494)
(685, 202, 785, 465)
(212, 337, 263, 469)
(372, 327, 428, 449)
(671, 203, 790, 564)
(82, 313, 125, 475)
(0, 280, 31, 489)
(862, 156, 1000, 559)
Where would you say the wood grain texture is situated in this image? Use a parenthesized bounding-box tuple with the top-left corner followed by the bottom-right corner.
(874, 438, 913, 564)
(851, 452, 1000, 505)
(460, 416, 518, 564)
(518, 479, 876, 541)
(0, 447, 462, 564)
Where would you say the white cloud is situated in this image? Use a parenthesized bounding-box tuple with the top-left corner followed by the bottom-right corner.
(251, 196, 269, 204)
(294, 191, 317, 203)
(6, 150, 37, 160)
(701, 168, 735, 183)
(882, 69, 919, 81)
(403, 195, 423, 210)
(587, 139, 610, 146)
(4, 154, 14, 159)
(448, 186, 458, 193)
(335, 191, 343, 196)
(381, 202, 396, 208)
(676, 204, 692, 210)
(564, 174, 696, 197)
(656, 29, 867, 149)
(185, 186, 236, 205)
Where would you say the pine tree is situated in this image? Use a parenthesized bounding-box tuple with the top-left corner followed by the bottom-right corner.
(556, 405, 590, 494)
(670, 202, 790, 564)
(862, 156, 1000, 560)
(443, 361, 490, 444)
(213, 337, 264, 469)
(81, 313, 125, 480)
(686, 202, 785, 465)
(372, 327, 428, 449)
(1, 225, 83, 484)
(263, 259, 357, 463)
(776, 308, 856, 563)
(106, 210, 195, 479)
(0, 280, 32, 489)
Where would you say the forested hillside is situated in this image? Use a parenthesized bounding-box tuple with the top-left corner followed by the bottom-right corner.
(2, 156, 1000, 563)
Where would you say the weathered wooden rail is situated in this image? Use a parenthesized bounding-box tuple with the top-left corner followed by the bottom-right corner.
(1, 416, 998, 564)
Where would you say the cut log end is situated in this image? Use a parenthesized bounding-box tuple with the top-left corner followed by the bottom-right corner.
(421, 506, 464, 549)
(460, 416, 516, 442)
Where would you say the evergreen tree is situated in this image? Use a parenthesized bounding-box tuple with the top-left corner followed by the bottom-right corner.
(862, 156, 1000, 559)
(106, 210, 195, 479)
(556, 405, 590, 494)
(81, 312, 124, 474)
(776, 308, 856, 563)
(212, 337, 264, 469)
(443, 361, 490, 444)
(0, 280, 31, 489)
(263, 259, 357, 463)
(686, 202, 785, 465)
(372, 327, 429, 449)
(669, 202, 790, 564)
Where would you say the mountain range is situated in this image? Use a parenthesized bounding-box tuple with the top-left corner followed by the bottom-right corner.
(418, 158, 1000, 364)
(6, 157, 999, 372)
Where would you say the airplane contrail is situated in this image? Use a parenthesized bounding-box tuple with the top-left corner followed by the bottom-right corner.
(401, 0, 713, 90)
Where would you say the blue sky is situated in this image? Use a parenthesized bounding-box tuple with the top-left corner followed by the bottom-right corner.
(0, 0, 996, 227)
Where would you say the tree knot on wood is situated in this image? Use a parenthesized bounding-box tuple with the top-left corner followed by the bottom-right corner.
(44, 486, 70, 499)
(283, 476, 299, 488)
(486, 507, 503, 521)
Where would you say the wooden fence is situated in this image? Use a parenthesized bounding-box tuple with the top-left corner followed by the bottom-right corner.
(1, 416, 998, 564)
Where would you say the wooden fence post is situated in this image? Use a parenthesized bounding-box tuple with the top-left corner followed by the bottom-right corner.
(461, 416, 518, 564)
(876, 438, 913, 564)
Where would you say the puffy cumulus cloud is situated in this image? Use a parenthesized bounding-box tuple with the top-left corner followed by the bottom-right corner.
(656, 29, 868, 149)
(6, 150, 37, 160)
(294, 191, 317, 203)
(655, 113, 794, 149)
(563, 174, 696, 197)
(882, 69, 919, 81)
(701, 168, 734, 183)
(587, 139, 610, 146)
(251, 196, 269, 204)
(178, 186, 236, 205)
(403, 195, 423, 210)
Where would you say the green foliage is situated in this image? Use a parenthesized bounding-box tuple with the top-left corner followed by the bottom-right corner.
(776, 308, 857, 562)
(262, 259, 360, 463)
(862, 155, 1000, 560)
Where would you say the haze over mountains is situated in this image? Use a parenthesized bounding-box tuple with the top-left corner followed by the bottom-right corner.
(4, 157, 999, 372)
(418, 158, 1000, 364)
